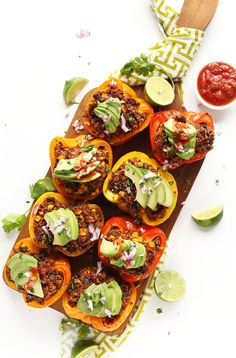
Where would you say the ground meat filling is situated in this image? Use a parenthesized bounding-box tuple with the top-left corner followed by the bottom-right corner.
(54, 142, 110, 197)
(154, 114, 214, 167)
(86, 86, 147, 139)
(108, 158, 166, 222)
(6, 247, 64, 304)
(67, 267, 133, 323)
(33, 197, 103, 254)
(103, 226, 161, 275)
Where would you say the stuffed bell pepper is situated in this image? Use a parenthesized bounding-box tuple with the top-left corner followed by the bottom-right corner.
(3, 238, 71, 308)
(29, 192, 104, 257)
(103, 152, 178, 226)
(150, 110, 214, 170)
(98, 216, 166, 282)
(50, 135, 113, 200)
(83, 79, 154, 146)
(62, 266, 136, 332)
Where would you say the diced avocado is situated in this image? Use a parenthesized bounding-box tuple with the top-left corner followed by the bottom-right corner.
(100, 239, 119, 257)
(125, 164, 148, 208)
(161, 178, 174, 208)
(8, 253, 37, 270)
(10, 261, 37, 282)
(44, 208, 79, 246)
(29, 279, 44, 298)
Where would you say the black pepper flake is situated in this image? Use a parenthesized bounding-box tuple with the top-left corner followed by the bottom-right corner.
(156, 308, 163, 314)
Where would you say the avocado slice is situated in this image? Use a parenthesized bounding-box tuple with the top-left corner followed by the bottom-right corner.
(100, 239, 119, 257)
(160, 178, 174, 208)
(29, 279, 44, 298)
(146, 178, 159, 211)
(93, 97, 122, 134)
(8, 253, 37, 270)
(156, 182, 166, 206)
(10, 261, 37, 282)
(125, 164, 149, 208)
(77, 280, 122, 317)
(126, 242, 146, 269)
(14, 268, 31, 288)
(44, 208, 79, 246)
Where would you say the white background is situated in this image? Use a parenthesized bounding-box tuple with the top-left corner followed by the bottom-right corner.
(0, 1, 235, 357)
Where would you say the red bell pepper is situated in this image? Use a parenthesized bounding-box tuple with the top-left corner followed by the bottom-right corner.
(149, 110, 214, 170)
(98, 216, 166, 282)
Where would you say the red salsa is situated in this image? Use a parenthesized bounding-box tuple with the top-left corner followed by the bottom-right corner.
(197, 62, 236, 106)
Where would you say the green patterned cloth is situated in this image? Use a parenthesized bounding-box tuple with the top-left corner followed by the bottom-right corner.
(60, 246, 168, 358)
(112, 0, 205, 86)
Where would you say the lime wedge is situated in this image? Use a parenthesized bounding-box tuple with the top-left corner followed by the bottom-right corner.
(144, 76, 174, 106)
(63, 77, 89, 105)
(192, 205, 223, 227)
(154, 270, 186, 302)
(71, 340, 98, 358)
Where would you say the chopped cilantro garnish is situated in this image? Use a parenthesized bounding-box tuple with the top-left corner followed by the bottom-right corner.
(81, 144, 94, 152)
(30, 177, 56, 200)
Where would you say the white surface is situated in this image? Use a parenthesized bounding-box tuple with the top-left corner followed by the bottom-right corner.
(0, 1, 235, 358)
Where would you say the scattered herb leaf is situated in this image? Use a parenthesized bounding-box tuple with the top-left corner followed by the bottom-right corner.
(1, 213, 26, 233)
(120, 54, 155, 77)
(81, 144, 94, 153)
(30, 177, 56, 200)
(78, 324, 91, 340)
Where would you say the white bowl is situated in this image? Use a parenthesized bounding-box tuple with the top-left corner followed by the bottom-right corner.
(194, 62, 236, 111)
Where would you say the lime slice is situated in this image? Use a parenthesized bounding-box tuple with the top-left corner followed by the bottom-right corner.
(192, 205, 223, 227)
(71, 340, 98, 358)
(154, 270, 186, 302)
(144, 76, 175, 106)
(63, 77, 89, 105)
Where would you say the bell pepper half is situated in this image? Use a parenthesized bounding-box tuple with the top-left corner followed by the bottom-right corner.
(29, 192, 104, 257)
(150, 110, 215, 170)
(62, 266, 136, 332)
(103, 151, 178, 226)
(98, 216, 167, 282)
(83, 79, 154, 146)
(50, 135, 113, 200)
(3, 238, 71, 308)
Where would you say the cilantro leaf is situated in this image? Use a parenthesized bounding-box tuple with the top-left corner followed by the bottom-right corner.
(120, 54, 156, 77)
(78, 324, 91, 340)
(81, 144, 94, 152)
(30, 177, 56, 200)
(1, 213, 27, 233)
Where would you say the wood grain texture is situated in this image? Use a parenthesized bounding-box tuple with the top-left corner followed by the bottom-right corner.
(3, 0, 218, 336)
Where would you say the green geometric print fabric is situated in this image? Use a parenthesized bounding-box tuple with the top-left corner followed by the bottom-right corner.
(112, 0, 205, 86)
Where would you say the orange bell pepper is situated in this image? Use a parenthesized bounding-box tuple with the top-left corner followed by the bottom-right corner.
(83, 79, 154, 146)
(29, 192, 104, 257)
(50, 135, 113, 200)
(3, 238, 71, 308)
(62, 270, 136, 332)
(103, 151, 178, 226)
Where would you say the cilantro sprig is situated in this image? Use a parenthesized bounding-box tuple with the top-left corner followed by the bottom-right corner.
(1, 213, 27, 233)
(30, 177, 55, 200)
(120, 54, 156, 77)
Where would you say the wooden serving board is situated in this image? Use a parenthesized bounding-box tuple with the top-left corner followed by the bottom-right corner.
(3, 0, 218, 336)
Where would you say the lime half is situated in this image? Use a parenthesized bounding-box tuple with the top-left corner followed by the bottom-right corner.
(144, 76, 174, 106)
(63, 77, 89, 105)
(71, 340, 98, 358)
(154, 270, 186, 302)
(192, 205, 223, 227)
